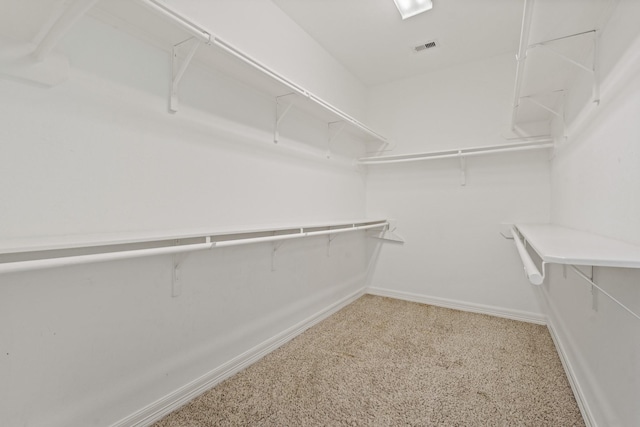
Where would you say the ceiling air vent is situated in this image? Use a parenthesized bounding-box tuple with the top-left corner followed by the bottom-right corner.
(413, 40, 438, 53)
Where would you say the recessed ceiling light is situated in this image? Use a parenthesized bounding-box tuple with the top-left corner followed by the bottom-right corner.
(393, 0, 433, 20)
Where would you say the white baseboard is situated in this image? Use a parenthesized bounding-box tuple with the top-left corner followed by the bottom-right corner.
(366, 287, 547, 325)
(110, 287, 367, 427)
(545, 319, 596, 427)
(539, 286, 598, 427)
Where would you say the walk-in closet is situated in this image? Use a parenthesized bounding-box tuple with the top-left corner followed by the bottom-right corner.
(1, 0, 639, 426)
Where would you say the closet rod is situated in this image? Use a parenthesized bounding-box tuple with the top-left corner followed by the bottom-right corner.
(0, 222, 388, 275)
(511, 227, 544, 285)
(358, 140, 552, 165)
(137, 0, 211, 43)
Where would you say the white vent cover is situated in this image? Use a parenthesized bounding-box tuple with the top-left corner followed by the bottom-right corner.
(413, 40, 439, 53)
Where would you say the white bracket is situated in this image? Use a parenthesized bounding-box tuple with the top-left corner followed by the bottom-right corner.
(327, 121, 346, 159)
(326, 232, 337, 257)
(171, 236, 210, 296)
(519, 90, 566, 136)
(499, 223, 514, 239)
(589, 266, 598, 312)
(458, 151, 466, 186)
(368, 221, 405, 244)
(274, 93, 296, 143)
(529, 29, 600, 105)
(520, 93, 564, 118)
(271, 240, 285, 271)
(33, 0, 101, 62)
(171, 239, 187, 297)
(170, 37, 201, 113)
(0, 0, 98, 87)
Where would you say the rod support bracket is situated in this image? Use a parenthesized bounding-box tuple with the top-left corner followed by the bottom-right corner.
(172, 240, 189, 297)
(327, 121, 347, 159)
(458, 151, 466, 186)
(170, 37, 202, 113)
(274, 93, 296, 143)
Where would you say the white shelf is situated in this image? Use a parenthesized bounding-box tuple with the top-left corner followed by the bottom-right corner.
(516, 223, 640, 269)
(89, 0, 388, 145)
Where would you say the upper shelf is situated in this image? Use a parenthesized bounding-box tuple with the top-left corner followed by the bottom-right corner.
(516, 223, 640, 269)
(511, 0, 617, 131)
(87, 0, 388, 145)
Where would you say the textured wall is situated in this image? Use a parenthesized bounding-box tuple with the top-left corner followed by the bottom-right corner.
(0, 13, 370, 427)
(545, 2, 640, 425)
(365, 53, 549, 317)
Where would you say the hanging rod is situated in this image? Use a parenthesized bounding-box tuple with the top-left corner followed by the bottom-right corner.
(511, 227, 545, 285)
(137, 0, 211, 43)
(507, 223, 640, 321)
(357, 139, 552, 165)
(0, 221, 388, 275)
(135, 0, 387, 145)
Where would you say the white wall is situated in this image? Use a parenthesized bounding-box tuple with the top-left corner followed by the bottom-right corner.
(159, 0, 368, 122)
(365, 53, 548, 319)
(0, 12, 371, 427)
(543, 2, 640, 426)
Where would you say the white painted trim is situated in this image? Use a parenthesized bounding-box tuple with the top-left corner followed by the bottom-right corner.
(539, 285, 599, 427)
(545, 319, 596, 427)
(109, 287, 367, 427)
(366, 287, 547, 325)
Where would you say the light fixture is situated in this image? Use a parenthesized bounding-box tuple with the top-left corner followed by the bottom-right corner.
(393, 0, 433, 20)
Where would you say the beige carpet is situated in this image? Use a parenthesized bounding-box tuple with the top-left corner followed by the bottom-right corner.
(153, 295, 584, 426)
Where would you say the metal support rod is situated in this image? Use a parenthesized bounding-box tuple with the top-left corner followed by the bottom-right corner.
(528, 29, 596, 49)
(136, 0, 211, 43)
(533, 44, 594, 74)
(511, 227, 544, 285)
(33, 0, 101, 61)
(520, 94, 563, 118)
(170, 38, 201, 113)
(570, 265, 640, 321)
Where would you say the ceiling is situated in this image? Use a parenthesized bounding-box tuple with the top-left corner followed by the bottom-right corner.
(271, 0, 526, 87)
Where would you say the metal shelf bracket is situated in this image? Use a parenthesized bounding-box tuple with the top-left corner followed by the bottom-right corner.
(459, 151, 466, 186)
(368, 222, 404, 244)
(170, 37, 201, 113)
(520, 92, 564, 118)
(274, 93, 296, 144)
(529, 29, 600, 105)
(33, 0, 100, 61)
(327, 121, 346, 159)
(271, 238, 287, 271)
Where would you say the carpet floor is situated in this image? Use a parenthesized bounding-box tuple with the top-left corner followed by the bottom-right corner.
(153, 295, 584, 426)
